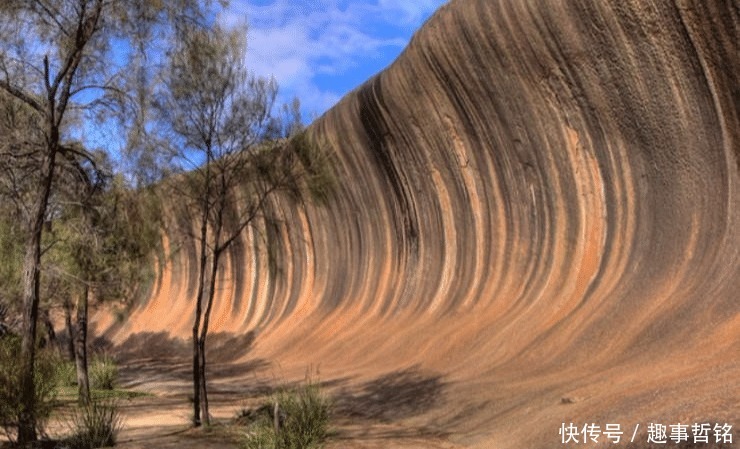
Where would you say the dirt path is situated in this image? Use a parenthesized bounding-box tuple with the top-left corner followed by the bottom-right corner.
(110, 390, 460, 449)
(98, 348, 465, 449)
(115, 396, 237, 449)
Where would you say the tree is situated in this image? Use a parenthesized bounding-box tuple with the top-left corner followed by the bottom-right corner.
(0, 1, 213, 442)
(156, 24, 334, 426)
(45, 168, 160, 404)
(0, 90, 44, 335)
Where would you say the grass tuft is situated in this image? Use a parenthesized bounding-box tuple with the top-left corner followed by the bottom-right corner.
(90, 355, 118, 391)
(55, 360, 78, 388)
(63, 399, 123, 449)
(241, 379, 331, 449)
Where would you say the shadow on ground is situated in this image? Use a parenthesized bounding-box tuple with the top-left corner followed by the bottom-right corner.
(326, 366, 456, 441)
(333, 367, 446, 422)
(91, 332, 479, 446)
(96, 331, 268, 394)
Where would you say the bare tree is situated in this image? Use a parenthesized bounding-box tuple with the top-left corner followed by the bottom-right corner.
(156, 24, 333, 426)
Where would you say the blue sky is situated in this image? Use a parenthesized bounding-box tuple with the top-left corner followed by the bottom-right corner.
(76, 1, 446, 168)
(220, 0, 447, 122)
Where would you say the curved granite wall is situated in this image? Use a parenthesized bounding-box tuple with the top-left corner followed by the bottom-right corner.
(103, 1, 739, 447)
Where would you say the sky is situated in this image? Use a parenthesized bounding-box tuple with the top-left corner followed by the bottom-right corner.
(73, 0, 446, 168)
(220, 0, 448, 123)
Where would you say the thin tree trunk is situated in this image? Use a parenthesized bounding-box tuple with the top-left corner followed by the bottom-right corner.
(18, 140, 58, 445)
(75, 285, 91, 405)
(192, 155, 212, 427)
(192, 243, 207, 427)
(18, 242, 41, 445)
(198, 340, 208, 425)
(64, 298, 76, 360)
(198, 247, 222, 426)
(198, 193, 224, 426)
(192, 216, 210, 426)
(41, 309, 56, 349)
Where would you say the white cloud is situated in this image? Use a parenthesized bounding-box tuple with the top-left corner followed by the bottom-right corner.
(221, 0, 446, 120)
(378, 0, 446, 25)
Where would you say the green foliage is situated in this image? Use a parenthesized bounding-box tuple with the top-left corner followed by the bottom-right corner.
(57, 385, 151, 402)
(90, 355, 119, 391)
(63, 399, 123, 449)
(241, 380, 331, 449)
(54, 354, 120, 396)
(286, 131, 336, 205)
(243, 423, 277, 449)
(0, 218, 23, 311)
(55, 360, 78, 388)
(0, 334, 59, 441)
(275, 381, 331, 449)
(44, 174, 162, 308)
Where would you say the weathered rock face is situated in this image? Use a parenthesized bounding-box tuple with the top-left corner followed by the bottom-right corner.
(104, 0, 739, 447)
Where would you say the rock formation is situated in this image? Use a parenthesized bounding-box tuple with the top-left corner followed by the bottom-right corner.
(102, 0, 739, 447)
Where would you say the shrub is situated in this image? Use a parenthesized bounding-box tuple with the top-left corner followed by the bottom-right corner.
(241, 379, 331, 449)
(0, 334, 59, 442)
(56, 360, 78, 387)
(90, 355, 118, 390)
(64, 399, 123, 449)
(243, 423, 276, 449)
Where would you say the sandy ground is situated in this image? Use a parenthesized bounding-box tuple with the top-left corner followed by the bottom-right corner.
(101, 356, 462, 449)
(110, 392, 460, 449)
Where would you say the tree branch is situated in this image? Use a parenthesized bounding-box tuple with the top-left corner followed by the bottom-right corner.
(52, 0, 103, 126)
(69, 83, 129, 101)
(30, 0, 71, 38)
(0, 79, 45, 114)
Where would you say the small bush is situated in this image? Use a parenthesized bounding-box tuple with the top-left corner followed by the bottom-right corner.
(90, 355, 118, 390)
(64, 399, 123, 449)
(241, 379, 331, 449)
(0, 334, 59, 441)
(243, 423, 276, 449)
(56, 360, 78, 387)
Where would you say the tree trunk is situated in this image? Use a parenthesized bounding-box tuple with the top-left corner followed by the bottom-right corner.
(64, 298, 76, 360)
(75, 286, 91, 405)
(198, 265, 217, 426)
(18, 240, 41, 445)
(192, 222, 209, 426)
(192, 156, 213, 427)
(192, 317, 202, 426)
(41, 309, 56, 349)
(198, 206, 224, 427)
(198, 338, 209, 425)
(17, 140, 58, 445)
